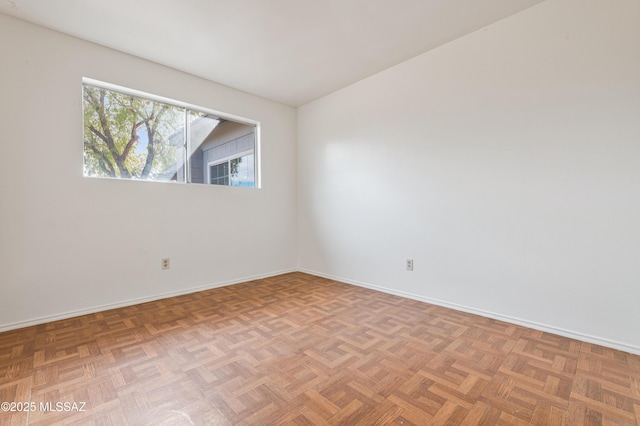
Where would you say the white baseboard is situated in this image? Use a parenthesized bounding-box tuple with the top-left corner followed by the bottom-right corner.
(4, 267, 638, 356)
(299, 268, 640, 356)
(0, 268, 297, 333)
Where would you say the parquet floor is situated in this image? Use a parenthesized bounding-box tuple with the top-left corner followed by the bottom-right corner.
(1, 273, 639, 425)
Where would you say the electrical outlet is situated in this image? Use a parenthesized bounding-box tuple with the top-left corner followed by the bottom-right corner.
(406, 259, 414, 271)
(161, 258, 170, 270)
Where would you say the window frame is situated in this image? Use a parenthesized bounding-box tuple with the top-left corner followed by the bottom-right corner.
(82, 77, 261, 188)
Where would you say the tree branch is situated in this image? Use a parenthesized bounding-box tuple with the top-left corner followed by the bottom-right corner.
(88, 125, 109, 145)
(85, 140, 115, 177)
(140, 105, 170, 179)
(121, 117, 153, 161)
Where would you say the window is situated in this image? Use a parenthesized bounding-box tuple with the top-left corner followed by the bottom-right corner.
(82, 79, 259, 188)
(208, 152, 255, 187)
(209, 162, 229, 186)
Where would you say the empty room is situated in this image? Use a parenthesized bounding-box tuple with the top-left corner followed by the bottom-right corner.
(1, 0, 639, 424)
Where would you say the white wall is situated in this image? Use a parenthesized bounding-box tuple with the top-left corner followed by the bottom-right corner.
(0, 15, 297, 329)
(298, 0, 640, 353)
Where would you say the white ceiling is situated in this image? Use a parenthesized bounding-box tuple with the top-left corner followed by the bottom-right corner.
(0, 0, 545, 106)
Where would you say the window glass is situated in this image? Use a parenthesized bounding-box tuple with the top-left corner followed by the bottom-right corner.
(210, 162, 229, 186)
(230, 153, 255, 187)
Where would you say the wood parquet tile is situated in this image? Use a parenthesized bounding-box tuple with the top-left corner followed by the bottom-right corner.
(1, 272, 639, 425)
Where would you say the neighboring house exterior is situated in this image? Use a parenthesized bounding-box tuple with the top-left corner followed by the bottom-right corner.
(172, 117, 256, 186)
